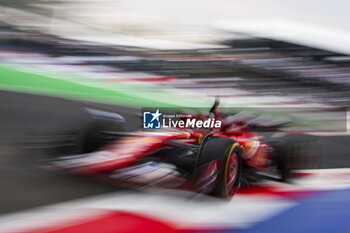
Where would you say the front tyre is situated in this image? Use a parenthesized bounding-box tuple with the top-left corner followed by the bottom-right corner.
(199, 137, 242, 199)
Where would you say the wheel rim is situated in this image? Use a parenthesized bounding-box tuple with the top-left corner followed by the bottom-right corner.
(226, 152, 239, 193)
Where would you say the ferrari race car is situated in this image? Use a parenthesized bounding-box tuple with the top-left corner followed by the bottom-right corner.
(48, 101, 318, 199)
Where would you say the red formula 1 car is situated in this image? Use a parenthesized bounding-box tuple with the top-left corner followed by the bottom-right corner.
(49, 101, 316, 199)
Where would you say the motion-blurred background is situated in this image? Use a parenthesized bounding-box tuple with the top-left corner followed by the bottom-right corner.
(0, 1, 350, 233)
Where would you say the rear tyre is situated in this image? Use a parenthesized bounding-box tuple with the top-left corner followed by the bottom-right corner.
(78, 109, 126, 153)
(198, 137, 242, 198)
(275, 139, 320, 182)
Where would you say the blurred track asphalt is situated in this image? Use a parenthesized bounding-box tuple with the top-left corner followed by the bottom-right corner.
(0, 90, 140, 214)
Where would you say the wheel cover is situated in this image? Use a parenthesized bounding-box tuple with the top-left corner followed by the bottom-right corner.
(226, 152, 239, 194)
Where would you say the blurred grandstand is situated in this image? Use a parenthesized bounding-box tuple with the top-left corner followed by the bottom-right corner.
(0, 15, 349, 134)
